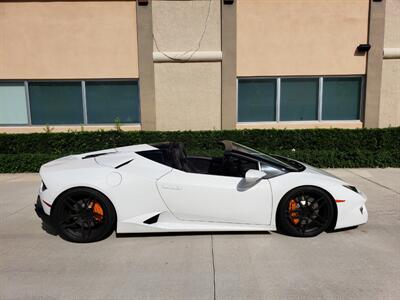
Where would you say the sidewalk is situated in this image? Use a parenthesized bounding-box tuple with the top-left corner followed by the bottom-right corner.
(0, 169, 399, 300)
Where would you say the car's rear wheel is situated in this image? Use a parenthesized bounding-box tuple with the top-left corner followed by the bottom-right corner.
(52, 188, 116, 243)
(277, 186, 335, 237)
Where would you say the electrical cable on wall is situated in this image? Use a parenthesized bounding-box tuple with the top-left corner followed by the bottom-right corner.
(152, 0, 213, 62)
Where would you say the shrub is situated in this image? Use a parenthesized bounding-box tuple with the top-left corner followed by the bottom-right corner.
(0, 127, 398, 172)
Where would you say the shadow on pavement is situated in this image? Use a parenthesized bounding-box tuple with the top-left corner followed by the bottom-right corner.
(328, 225, 359, 233)
(35, 200, 58, 236)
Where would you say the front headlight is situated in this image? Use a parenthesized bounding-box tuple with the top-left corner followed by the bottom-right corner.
(343, 185, 359, 194)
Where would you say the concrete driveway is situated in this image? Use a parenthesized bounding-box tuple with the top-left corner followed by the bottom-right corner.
(0, 169, 399, 300)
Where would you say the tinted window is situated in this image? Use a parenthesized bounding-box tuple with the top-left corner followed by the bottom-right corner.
(86, 81, 140, 124)
(322, 77, 361, 120)
(280, 78, 319, 121)
(238, 79, 276, 122)
(260, 163, 286, 178)
(29, 82, 83, 125)
(0, 82, 28, 124)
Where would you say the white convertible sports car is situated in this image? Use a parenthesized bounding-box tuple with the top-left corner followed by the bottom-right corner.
(35, 141, 368, 243)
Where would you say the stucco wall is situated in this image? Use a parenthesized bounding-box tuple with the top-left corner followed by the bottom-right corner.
(379, 0, 400, 127)
(152, 0, 221, 131)
(237, 0, 369, 76)
(154, 63, 221, 131)
(0, 1, 139, 79)
(152, 0, 220, 52)
(383, 0, 400, 49)
(380, 61, 400, 127)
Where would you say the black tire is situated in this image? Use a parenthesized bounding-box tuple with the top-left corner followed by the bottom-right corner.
(51, 188, 116, 243)
(277, 186, 335, 237)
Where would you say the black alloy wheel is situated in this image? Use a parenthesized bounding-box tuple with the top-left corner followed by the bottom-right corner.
(52, 188, 116, 243)
(277, 186, 335, 237)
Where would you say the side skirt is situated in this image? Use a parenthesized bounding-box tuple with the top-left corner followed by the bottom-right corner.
(117, 211, 274, 234)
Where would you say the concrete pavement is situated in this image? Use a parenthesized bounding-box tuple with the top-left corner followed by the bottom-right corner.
(0, 169, 399, 300)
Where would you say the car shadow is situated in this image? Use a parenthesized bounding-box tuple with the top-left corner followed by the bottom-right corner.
(328, 225, 359, 233)
(273, 226, 360, 237)
(35, 203, 58, 236)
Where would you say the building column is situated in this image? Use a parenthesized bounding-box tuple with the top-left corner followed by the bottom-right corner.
(364, 0, 386, 128)
(152, 0, 222, 131)
(221, 0, 237, 130)
(136, 0, 156, 131)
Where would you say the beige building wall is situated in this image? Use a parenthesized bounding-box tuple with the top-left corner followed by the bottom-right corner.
(0, 124, 141, 134)
(155, 63, 221, 131)
(237, 0, 369, 76)
(0, 1, 139, 79)
(237, 121, 363, 130)
(152, 0, 221, 131)
(152, 0, 220, 52)
(379, 0, 400, 127)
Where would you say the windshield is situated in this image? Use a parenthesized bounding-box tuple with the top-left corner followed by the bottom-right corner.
(230, 142, 304, 172)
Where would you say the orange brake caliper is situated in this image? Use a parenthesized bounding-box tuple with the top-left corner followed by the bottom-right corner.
(92, 202, 104, 221)
(288, 199, 300, 225)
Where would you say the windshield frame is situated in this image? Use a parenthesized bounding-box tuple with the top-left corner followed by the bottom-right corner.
(221, 140, 304, 172)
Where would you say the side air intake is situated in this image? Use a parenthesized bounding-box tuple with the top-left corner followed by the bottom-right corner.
(82, 152, 110, 159)
(115, 159, 133, 169)
(143, 214, 160, 225)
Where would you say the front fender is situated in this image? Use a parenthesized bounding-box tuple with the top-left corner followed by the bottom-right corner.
(268, 172, 367, 229)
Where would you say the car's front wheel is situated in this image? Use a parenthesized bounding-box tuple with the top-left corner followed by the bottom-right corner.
(277, 186, 335, 237)
(52, 188, 116, 243)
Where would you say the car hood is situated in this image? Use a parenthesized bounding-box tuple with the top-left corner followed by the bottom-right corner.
(302, 163, 341, 179)
(274, 155, 344, 183)
(299, 163, 346, 184)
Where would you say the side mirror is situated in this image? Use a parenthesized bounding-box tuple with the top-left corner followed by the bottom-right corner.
(245, 169, 266, 183)
(237, 169, 266, 191)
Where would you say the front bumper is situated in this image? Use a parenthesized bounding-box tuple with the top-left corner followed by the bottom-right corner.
(35, 196, 52, 224)
(335, 197, 368, 230)
(36, 189, 51, 216)
(37, 187, 52, 216)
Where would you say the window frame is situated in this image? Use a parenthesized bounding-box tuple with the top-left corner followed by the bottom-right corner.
(0, 79, 141, 126)
(236, 75, 365, 124)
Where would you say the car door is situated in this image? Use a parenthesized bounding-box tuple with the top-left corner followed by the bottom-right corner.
(156, 157, 273, 225)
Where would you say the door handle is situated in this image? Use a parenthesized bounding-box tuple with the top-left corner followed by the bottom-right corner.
(161, 184, 183, 191)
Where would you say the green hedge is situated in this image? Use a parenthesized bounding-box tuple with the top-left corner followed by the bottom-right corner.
(0, 127, 399, 172)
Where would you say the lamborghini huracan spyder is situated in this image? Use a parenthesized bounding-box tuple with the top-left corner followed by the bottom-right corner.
(35, 141, 368, 242)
